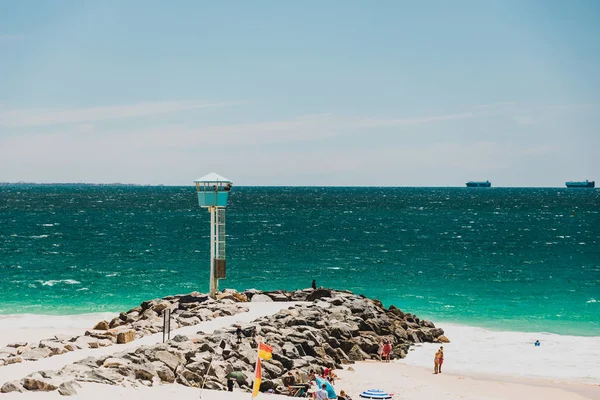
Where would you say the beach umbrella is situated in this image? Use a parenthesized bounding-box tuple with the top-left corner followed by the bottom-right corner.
(359, 389, 393, 399)
(225, 371, 249, 385)
(315, 377, 337, 399)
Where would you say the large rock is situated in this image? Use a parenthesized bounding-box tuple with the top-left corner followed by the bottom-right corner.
(2, 356, 22, 365)
(134, 363, 157, 381)
(179, 293, 209, 304)
(83, 367, 127, 384)
(103, 357, 131, 368)
(154, 362, 176, 383)
(22, 372, 59, 391)
(93, 320, 110, 330)
(347, 344, 369, 361)
(435, 335, 451, 343)
(39, 340, 69, 355)
(58, 381, 80, 396)
(251, 294, 274, 303)
(1, 381, 25, 393)
(307, 289, 332, 302)
(21, 347, 53, 360)
(117, 329, 136, 344)
(151, 350, 183, 371)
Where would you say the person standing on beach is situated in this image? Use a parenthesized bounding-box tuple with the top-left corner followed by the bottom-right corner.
(235, 326, 243, 344)
(377, 339, 384, 361)
(315, 383, 329, 400)
(382, 339, 392, 362)
(433, 349, 441, 374)
(438, 346, 444, 373)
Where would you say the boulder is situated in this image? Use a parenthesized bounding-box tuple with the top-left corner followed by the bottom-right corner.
(134, 363, 157, 381)
(3, 356, 22, 365)
(103, 357, 131, 368)
(264, 291, 291, 302)
(154, 362, 176, 383)
(435, 335, 451, 343)
(109, 317, 126, 328)
(1, 381, 25, 393)
(151, 350, 183, 371)
(307, 289, 332, 302)
(22, 372, 59, 391)
(93, 320, 110, 330)
(39, 340, 69, 355)
(117, 329, 136, 344)
(58, 381, 80, 396)
(6, 342, 27, 348)
(21, 347, 53, 360)
(172, 334, 189, 343)
(347, 344, 369, 361)
(151, 301, 171, 314)
(251, 294, 274, 303)
(179, 293, 209, 304)
(83, 367, 127, 384)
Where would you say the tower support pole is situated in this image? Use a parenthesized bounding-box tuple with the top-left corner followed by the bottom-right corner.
(209, 206, 216, 298)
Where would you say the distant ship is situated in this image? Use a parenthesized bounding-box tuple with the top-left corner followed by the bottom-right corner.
(466, 181, 491, 188)
(565, 180, 595, 188)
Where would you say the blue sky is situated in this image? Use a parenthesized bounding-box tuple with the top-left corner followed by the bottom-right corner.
(0, 1, 598, 185)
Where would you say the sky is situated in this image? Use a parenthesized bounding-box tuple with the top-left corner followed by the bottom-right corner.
(0, 0, 599, 186)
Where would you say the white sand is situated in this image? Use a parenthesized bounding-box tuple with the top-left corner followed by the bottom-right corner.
(2, 304, 599, 400)
(333, 361, 599, 400)
(0, 302, 299, 385)
(402, 323, 600, 384)
(2, 363, 598, 400)
(0, 313, 116, 348)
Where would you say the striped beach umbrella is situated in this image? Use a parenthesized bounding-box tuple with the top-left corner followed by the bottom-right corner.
(359, 389, 393, 399)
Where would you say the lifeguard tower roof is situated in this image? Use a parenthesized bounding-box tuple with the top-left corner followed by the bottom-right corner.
(194, 172, 232, 184)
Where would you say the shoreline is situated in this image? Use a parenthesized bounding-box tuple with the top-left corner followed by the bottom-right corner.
(2, 312, 598, 385)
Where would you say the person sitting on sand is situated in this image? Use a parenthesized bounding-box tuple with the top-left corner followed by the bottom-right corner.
(535, 340, 540, 347)
(338, 389, 352, 400)
(434, 349, 441, 374)
(327, 369, 338, 384)
(309, 369, 316, 382)
(382, 339, 392, 362)
(438, 346, 444, 373)
(283, 371, 296, 388)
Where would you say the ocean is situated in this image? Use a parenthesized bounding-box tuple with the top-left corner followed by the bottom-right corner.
(1, 185, 599, 337)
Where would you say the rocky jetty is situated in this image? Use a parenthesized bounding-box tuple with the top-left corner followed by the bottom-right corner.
(0, 292, 248, 370)
(1, 288, 448, 396)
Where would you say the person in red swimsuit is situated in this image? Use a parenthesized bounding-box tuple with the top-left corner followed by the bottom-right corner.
(438, 346, 444, 373)
(382, 339, 392, 362)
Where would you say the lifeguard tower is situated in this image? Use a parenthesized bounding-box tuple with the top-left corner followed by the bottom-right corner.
(194, 172, 232, 298)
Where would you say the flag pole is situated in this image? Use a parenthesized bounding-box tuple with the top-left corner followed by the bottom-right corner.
(251, 337, 262, 399)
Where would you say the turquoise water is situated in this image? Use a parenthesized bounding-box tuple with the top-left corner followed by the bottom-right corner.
(0, 185, 598, 336)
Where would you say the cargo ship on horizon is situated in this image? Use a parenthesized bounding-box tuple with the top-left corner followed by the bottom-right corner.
(466, 181, 491, 188)
(565, 180, 595, 188)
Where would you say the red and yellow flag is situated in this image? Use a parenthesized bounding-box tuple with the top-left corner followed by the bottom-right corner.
(258, 342, 273, 360)
(252, 358, 262, 398)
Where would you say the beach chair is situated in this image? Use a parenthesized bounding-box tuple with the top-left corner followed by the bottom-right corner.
(278, 384, 309, 397)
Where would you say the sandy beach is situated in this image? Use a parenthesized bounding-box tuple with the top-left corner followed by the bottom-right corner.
(1, 362, 598, 400)
(1, 299, 598, 400)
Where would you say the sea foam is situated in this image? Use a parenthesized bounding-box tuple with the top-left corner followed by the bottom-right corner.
(401, 323, 600, 384)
